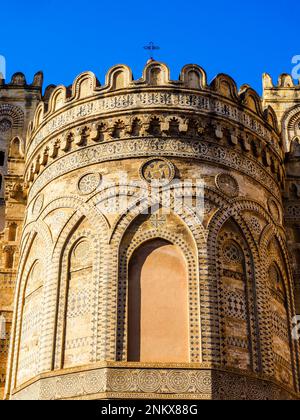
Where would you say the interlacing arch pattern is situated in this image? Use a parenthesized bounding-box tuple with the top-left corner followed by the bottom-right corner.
(6, 195, 109, 387)
(5, 185, 300, 396)
(49, 200, 108, 366)
(217, 227, 259, 372)
(211, 212, 284, 375)
(8, 227, 52, 391)
(54, 228, 100, 369)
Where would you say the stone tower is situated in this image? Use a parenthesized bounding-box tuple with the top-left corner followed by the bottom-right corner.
(263, 73, 300, 315)
(1, 62, 300, 400)
(0, 72, 42, 399)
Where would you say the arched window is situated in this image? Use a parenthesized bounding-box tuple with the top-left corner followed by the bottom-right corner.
(127, 238, 189, 363)
(10, 137, 21, 157)
(63, 239, 94, 368)
(4, 246, 14, 269)
(290, 137, 300, 157)
(0, 151, 5, 166)
(8, 222, 18, 242)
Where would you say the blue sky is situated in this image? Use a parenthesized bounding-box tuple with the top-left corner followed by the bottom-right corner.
(0, 0, 299, 94)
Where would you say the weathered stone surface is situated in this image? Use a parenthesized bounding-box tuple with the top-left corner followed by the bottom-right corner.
(0, 63, 300, 400)
(0, 72, 42, 399)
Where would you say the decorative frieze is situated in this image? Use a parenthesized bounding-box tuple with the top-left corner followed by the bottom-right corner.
(27, 90, 278, 160)
(11, 365, 297, 400)
(27, 138, 281, 203)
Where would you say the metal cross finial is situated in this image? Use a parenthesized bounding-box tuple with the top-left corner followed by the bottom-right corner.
(144, 42, 160, 60)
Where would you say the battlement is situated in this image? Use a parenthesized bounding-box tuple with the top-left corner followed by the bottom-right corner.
(263, 73, 300, 150)
(0, 71, 43, 91)
(263, 73, 300, 90)
(263, 73, 300, 106)
(23, 62, 285, 201)
(32, 62, 278, 130)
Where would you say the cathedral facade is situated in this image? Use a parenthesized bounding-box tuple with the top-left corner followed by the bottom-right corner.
(0, 61, 300, 400)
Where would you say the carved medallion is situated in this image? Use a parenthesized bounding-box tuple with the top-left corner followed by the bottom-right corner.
(0, 118, 12, 133)
(223, 242, 242, 264)
(140, 158, 175, 187)
(216, 173, 239, 198)
(78, 173, 102, 195)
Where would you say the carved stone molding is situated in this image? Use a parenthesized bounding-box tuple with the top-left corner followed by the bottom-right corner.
(32, 194, 44, 217)
(10, 366, 297, 400)
(28, 90, 278, 157)
(27, 138, 281, 203)
(139, 158, 175, 187)
(215, 173, 239, 198)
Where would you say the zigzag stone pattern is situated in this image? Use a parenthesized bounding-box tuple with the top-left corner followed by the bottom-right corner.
(2, 62, 300, 400)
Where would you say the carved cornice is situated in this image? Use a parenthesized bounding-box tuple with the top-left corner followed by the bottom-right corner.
(27, 91, 282, 160)
(10, 364, 298, 400)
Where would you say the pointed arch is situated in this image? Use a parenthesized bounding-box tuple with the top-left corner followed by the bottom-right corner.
(62, 237, 94, 368)
(116, 210, 200, 363)
(216, 217, 259, 372)
(207, 205, 263, 371)
(9, 224, 52, 389)
(53, 216, 103, 369)
(9, 136, 23, 158)
(259, 224, 299, 391)
(109, 186, 206, 246)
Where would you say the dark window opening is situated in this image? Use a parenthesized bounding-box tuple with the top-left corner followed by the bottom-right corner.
(0, 152, 5, 166)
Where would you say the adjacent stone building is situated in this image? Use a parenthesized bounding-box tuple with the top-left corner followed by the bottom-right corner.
(0, 72, 42, 399)
(0, 62, 300, 400)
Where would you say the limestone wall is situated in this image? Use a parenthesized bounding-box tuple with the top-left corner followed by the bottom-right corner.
(4, 62, 299, 400)
(0, 72, 42, 398)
